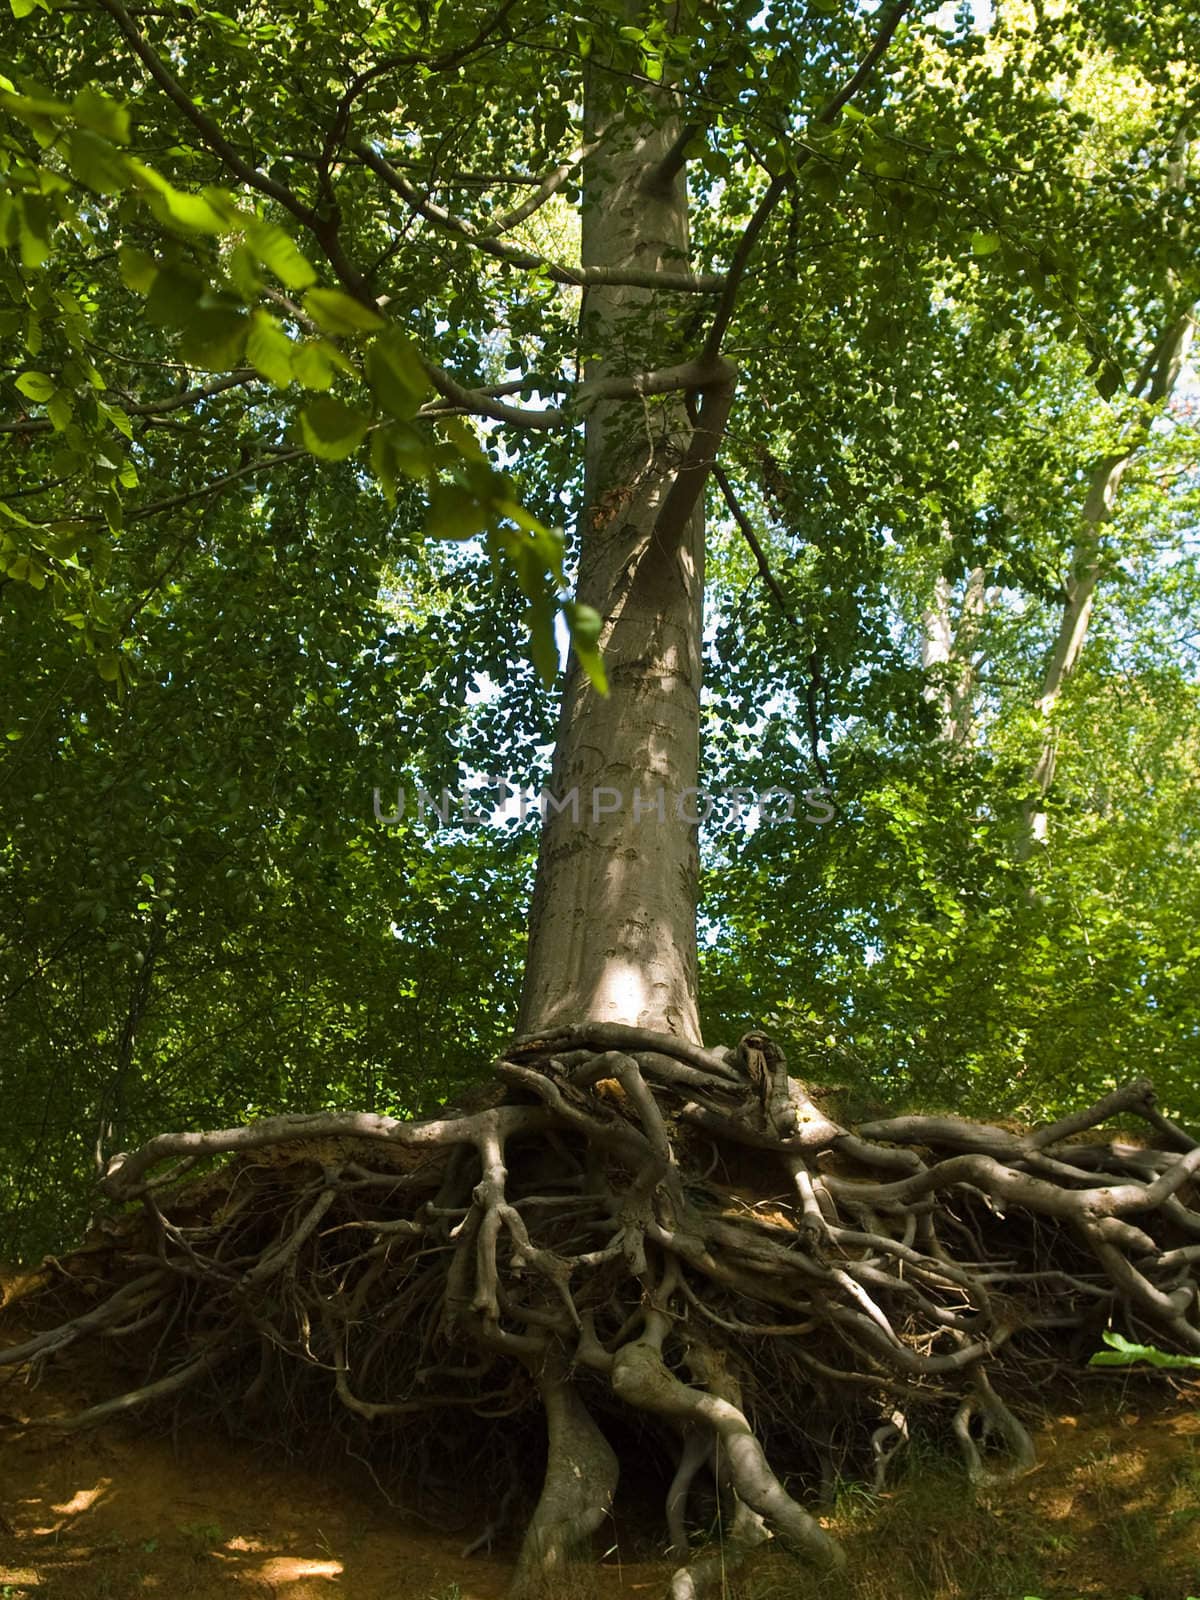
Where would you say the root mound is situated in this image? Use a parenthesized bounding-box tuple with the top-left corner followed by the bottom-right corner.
(3, 1025, 1199, 1599)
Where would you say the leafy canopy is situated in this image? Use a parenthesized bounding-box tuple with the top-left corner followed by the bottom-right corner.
(3, 0, 1199, 1253)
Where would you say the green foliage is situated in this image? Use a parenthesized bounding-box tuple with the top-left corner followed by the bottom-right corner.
(0, 57, 579, 685)
(3, 0, 1200, 1256)
(1089, 1331, 1200, 1371)
(698, 52, 1200, 1122)
(0, 463, 546, 1256)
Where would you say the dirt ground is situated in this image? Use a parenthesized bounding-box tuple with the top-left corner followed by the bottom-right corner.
(2, 1306, 1198, 1600)
(0, 1308, 670, 1600)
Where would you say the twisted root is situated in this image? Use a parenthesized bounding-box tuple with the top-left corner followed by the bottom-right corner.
(3, 1026, 1197, 1598)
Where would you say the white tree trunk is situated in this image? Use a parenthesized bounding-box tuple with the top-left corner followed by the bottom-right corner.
(921, 534, 986, 748)
(921, 569, 956, 741)
(1021, 309, 1194, 850)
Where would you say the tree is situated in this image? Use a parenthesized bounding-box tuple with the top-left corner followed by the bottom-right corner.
(4, 1, 1200, 1595)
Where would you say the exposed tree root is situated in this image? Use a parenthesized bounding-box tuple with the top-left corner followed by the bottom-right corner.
(3, 1027, 1198, 1598)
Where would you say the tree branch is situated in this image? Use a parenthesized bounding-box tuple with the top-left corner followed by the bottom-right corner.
(578, 355, 734, 407)
(650, 359, 738, 549)
(642, 121, 701, 197)
(702, 0, 915, 363)
(95, 0, 375, 300)
(420, 355, 743, 430)
(94, 0, 315, 225)
(714, 463, 797, 623)
(421, 365, 568, 430)
(355, 144, 724, 294)
(0, 370, 262, 436)
(25, 448, 309, 533)
(317, 0, 524, 210)
(814, 0, 916, 127)
(713, 463, 832, 788)
(1021, 302, 1195, 850)
(480, 140, 599, 237)
(122, 447, 308, 524)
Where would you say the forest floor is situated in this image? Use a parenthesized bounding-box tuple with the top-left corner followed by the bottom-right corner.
(2, 1279, 1198, 1600)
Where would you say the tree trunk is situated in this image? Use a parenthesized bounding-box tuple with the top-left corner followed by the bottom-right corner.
(1020, 308, 1194, 852)
(517, 73, 705, 1042)
(921, 529, 988, 749)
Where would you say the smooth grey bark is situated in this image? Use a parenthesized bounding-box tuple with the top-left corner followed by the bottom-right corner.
(950, 566, 988, 744)
(515, 0, 911, 1038)
(518, 82, 707, 1042)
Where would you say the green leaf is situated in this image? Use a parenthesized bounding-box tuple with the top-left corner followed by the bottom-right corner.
(292, 341, 335, 390)
(365, 330, 430, 419)
(370, 427, 399, 505)
(802, 161, 843, 202)
(67, 127, 128, 194)
(303, 288, 385, 335)
(496, 501, 566, 586)
(246, 310, 294, 388)
(72, 85, 131, 143)
(98, 401, 133, 438)
(47, 524, 87, 558)
(1096, 363, 1124, 401)
(132, 164, 234, 234)
(0, 85, 64, 149)
(46, 388, 73, 430)
(437, 414, 487, 463)
(565, 600, 607, 694)
(118, 244, 157, 292)
(246, 220, 316, 290)
(565, 600, 602, 650)
(525, 590, 559, 687)
(17, 194, 52, 266)
(15, 370, 55, 402)
(970, 231, 1001, 257)
(427, 483, 491, 541)
(701, 145, 732, 181)
(299, 396, 371, 460)
(228, 243, 262, 300)
(1088, 1331, 1200, 1370)
(154, 187, 232, 233)
(370, 422, 430, 502)
(145, 264, 204, 329)
(178, 304, 248, 370)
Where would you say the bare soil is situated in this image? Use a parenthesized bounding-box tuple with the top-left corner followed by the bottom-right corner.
(2, 1321, 1197, 1600)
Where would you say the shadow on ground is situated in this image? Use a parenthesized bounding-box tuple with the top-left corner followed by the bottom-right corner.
(2, 1303, 1198, 1600)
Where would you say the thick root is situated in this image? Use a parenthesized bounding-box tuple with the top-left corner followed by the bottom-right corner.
(3, 1030, 1198, 1597)
(511, 1352, 619, 1599)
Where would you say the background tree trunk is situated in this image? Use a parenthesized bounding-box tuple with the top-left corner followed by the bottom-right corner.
(1020, 308, 1194, 853)
(921, 539, 987, 749)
